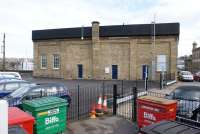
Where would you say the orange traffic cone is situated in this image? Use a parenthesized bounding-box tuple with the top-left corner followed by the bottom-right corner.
(103, 96, 108, 114)
(90, 105, 96, 119)
(95, 95, 103, 116)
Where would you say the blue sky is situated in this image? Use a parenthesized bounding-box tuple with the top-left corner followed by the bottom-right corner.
(0, 0, 200, 58)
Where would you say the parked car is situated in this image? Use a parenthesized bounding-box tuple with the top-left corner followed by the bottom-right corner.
(0, 72, 22, 79)
(0, 75, 20, 81)
(0, 80, 32, 98)
(194, 71, 200, 82)
(178, 71, 194, 81)
(166, 86, 200, 120)
(4, 83, 71, 108)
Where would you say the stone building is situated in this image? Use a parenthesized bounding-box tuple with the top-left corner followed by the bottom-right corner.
(32, 21, 179, 80)
(192, 42, 200, 73)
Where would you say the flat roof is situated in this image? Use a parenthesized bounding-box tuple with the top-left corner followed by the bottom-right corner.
(32, 23, 180, 41)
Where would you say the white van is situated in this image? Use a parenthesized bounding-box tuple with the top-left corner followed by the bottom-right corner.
(0, 72, 22, 80)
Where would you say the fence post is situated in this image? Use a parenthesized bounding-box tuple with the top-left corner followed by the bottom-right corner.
(102, 80, 105, 98)
(132, 87, 137, 122)
(160, 73, 163, 90)
(121, 80, 124, 97)
(145, 77, 148, 91)
(113, 84, 117, 115)
(77, 85, 80, 120)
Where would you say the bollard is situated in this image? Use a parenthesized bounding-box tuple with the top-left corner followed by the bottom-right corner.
(0, 100, 8, 134)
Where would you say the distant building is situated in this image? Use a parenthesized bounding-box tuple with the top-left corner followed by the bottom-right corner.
(19, 59, 33, 70)
(192, 42, 200, 73)
(32, 21, 179, 80)
(0, 58, 33, 70)
(184, 55, 192, 72)
(177, 56, 185, 70)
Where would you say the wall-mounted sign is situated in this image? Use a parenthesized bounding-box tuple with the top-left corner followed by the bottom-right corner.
(105, 67, 110, 74)
(157, 55, 167, 72)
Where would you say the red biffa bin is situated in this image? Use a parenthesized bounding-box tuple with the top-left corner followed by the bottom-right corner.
(137, 96, 177, 128)
(8, 107, 35, 134)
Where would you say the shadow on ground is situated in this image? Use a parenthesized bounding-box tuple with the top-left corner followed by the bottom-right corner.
(66, 116, 139, 134)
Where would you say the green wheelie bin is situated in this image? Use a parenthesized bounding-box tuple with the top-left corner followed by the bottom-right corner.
(22, 96, 68, 134)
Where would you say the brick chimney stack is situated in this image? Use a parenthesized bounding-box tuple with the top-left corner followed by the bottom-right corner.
(91, 21, 100, 79)
(92, 21, 100, 43)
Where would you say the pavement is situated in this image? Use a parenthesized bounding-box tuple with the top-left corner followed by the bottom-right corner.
(149, 81, 181, 95)
(149, 81, 200, 95)
(66, 116, 139, 134)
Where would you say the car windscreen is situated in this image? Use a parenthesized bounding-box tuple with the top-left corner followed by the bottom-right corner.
(9, 86, 30, 98)
(181, 72, 192, 75)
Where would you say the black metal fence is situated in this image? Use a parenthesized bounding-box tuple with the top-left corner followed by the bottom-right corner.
(67, 85, 114, 121)
(5, 81, 144, 123)
(173, 96, 200, 122)
(67, 83, 138, 122)
(8, 80, 200, 128)
(164, 72, 176, 81)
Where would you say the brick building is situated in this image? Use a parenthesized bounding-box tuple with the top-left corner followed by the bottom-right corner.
(32, 21, 179, 80)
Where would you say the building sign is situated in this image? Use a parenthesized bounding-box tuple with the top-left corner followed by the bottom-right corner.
(157, 55, 167, 72)
(105, 67, 110, 74)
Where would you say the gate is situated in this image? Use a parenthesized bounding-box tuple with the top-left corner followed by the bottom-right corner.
(113, 85, 137, 122)
(67, 83, 138, 122)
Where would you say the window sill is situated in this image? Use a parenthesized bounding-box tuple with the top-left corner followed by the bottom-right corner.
(53, 68, 60, 70)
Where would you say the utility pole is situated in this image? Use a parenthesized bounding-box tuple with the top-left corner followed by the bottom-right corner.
(2, 33, 5, 71)
(151, 14, 156, 81)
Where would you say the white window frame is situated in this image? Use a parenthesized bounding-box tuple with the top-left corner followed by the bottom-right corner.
(40, 55, 47, 69)
(53, 54, 60, 69)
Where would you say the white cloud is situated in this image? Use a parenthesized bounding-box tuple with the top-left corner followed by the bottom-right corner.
(0, 0, 199, 58)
